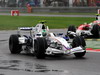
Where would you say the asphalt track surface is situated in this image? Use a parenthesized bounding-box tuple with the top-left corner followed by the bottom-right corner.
(0, 30, 100, 75)
(0, 13, 95, 17)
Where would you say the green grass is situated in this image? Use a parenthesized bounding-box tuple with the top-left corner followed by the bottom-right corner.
(86, 40, 100, 49)
(0, 15, 94, 30)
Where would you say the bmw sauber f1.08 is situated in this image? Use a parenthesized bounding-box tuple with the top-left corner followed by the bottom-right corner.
(9, 21, 86, 59)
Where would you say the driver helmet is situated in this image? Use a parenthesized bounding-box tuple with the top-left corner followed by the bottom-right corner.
(42, 29, 47, 37)
(84, 22, 87, 25)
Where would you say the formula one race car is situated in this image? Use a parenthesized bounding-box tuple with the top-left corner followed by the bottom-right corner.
(67, 15, 100, 38)
(9, 21, 86, 59)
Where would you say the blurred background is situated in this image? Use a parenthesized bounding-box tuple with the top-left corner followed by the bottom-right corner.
(0, 0, 100, 13)
(0, 0, 100, 7)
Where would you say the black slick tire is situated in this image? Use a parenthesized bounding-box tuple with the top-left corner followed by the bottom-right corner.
(67, 25, 76, 38)
(91, 24, 100, 38)
(67, 25, 76, 32)
(34, 38, 47, 59)
(72, 36, 86, 58)
(9, 34, 22, 54)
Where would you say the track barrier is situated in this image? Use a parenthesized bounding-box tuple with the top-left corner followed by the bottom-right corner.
(11, 10, 19, 16)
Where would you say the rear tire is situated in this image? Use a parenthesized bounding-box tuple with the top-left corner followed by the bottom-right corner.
(91, 24, 100, 38)
(9, 34, 22, 54)
(34, 38, 48, 59)
(72, 36, 86, 58)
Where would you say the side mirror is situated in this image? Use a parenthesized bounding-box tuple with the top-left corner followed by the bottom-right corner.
(47, 26, 49, 31)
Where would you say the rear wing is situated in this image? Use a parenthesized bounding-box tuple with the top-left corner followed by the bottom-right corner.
(18, 27, 34, 31)
(17, 27, 35, 37)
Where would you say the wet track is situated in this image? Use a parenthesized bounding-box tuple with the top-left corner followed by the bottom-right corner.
(0, 30, 100, 75)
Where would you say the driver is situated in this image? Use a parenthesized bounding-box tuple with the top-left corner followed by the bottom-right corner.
(42, 29, 47, 37)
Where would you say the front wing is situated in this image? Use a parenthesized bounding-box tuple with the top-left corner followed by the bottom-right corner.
(45, 46, 85, 55)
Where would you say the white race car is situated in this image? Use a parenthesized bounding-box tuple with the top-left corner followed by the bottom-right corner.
(67, 14, 100, 38)
(9, 21, 86, 59)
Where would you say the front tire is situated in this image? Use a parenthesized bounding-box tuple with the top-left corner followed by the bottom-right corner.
(67, 25, 76, 33)
(72, 36, 86, 58)
(67, 25, 76, 38)
(34, 38, 48, 59)
(9, 34, 22, 54)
